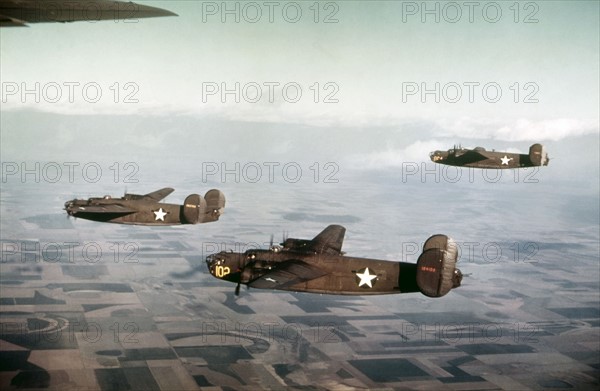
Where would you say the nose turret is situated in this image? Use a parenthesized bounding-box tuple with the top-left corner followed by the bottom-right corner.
(206, 251, 243, 281)
(429, 150, 447, 162)
(205, 252, 221, 275)
(64, 200, 76, 215)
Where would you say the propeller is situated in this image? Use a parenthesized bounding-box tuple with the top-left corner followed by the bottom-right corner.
(235, 230, 284, 297)
(234, 270, 251, 297)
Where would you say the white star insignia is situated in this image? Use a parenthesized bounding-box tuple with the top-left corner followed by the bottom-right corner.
(153, 208, 168, 221)
(355, 267, 377, 288)
(500, 155, 513, 165)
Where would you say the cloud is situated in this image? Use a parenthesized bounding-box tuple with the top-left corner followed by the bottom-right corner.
(5, 93, 596, 145)
(437, 117, 599, 142)
(347, 140, 444, 169)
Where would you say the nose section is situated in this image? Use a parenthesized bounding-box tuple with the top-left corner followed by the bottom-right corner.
(64, 200, 75, 214)
(206, 251, 239, 281)
(206, 253, 217, 272)
(429, 151, 444, 162)
(206, 251, 229, 271)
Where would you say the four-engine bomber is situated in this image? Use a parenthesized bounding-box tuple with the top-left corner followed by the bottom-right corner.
(64, 145, 549, 296)
(207, 225, 462, 297)
(64, 187, 225, 225)
(430, 143, 549, 169)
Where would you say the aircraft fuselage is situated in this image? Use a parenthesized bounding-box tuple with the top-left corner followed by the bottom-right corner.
(206, 228, 462, 297)
(64, 198, 191, 225)
(208, 249, 418, 295)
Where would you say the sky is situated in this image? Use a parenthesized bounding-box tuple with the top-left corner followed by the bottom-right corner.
(0, 1, 599, 186)
(1, 1, 598, 124)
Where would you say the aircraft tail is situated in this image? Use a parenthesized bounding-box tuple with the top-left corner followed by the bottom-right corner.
(180, 190, 225, 224)
(181, 194, 206, 224)
(415, 235, 461, 298)
(202, 189, 226, 222)
(529, 144, 549, 166)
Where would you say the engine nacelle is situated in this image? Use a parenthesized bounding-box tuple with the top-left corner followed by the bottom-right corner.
(529, 143, 549, 166)
(416, 235, 461, 298)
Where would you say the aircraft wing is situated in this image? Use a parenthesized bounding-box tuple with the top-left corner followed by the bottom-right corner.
(459, 149, 492, 162)
(143, 187, 175, 202)
(73, 204, 136, 214)
(0, 13, 26, 26)
(309, 225, 346, 255)
(248, 260, 328, 290)
(0, 0, 177, 27)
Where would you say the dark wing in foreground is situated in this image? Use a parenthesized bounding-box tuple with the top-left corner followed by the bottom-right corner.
(0, 0, 177, 27)
(248, 260, 328, 290)
(0, 13, 26, 26)
(72, 204, 136, 214)
(143, 187, 175, 202)
(309, 224, 346, 255)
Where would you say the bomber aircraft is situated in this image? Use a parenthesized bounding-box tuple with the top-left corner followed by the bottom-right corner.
(430, 143, 549, 169)
(0, 0, 176, 27)
(206, 225, 462, 297)
(64, 187, 225, 225)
